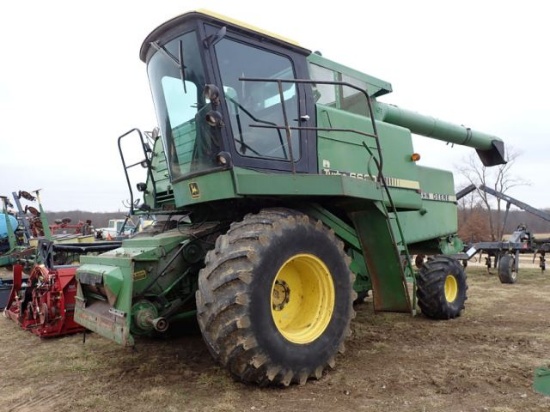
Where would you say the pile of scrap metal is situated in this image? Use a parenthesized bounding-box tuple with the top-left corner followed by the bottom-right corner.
(2, 239, 121, 337)
(0, 189, 98, 269)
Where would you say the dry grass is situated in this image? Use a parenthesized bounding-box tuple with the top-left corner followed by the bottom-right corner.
(2, 266, 550, 411)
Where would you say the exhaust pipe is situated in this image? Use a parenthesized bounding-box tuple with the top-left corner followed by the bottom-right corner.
(151, 317, 169, 332)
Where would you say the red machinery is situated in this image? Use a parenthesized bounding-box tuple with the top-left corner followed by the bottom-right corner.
(3, 240, 121, 337)
(3, 263, 84, 337)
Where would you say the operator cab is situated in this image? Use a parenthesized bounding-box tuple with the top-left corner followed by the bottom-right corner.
(140, 10, 317, 182)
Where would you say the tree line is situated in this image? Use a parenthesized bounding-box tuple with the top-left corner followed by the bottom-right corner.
(458, 207, 550, 244)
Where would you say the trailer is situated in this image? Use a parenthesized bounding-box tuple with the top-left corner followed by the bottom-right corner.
(465, 184, 550, 283)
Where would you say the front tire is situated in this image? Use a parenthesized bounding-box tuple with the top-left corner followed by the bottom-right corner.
(196, 208, 355, 386)
(416, 255, 467, 320)
(498, 253, 517, 284)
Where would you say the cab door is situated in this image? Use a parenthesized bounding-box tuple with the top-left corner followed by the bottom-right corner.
(203, 24, 316, 173)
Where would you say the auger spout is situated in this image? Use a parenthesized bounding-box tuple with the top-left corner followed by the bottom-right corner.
(377, 103, 506, 166)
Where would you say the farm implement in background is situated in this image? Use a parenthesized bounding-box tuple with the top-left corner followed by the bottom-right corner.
(0, 193, 35, 268)
(0, 189, 106, 311)
(464, 184, 550, 283)
(0, 189, 97, 269)
(2, 239, 121, 337)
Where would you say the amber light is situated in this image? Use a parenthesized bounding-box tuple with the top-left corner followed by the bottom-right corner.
(411, 153, 421, 162)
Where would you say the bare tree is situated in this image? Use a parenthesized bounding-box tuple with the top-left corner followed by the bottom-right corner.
(457, 205, 491, 243)
(456, 147, 529, 241)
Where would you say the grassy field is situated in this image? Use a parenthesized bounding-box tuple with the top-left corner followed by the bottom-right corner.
(1, 266, 550, 411)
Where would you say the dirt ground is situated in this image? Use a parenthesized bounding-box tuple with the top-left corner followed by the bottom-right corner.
(1, 263, 550, 412)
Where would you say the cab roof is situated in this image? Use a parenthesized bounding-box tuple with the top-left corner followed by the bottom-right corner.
(140, 9, 311, 62)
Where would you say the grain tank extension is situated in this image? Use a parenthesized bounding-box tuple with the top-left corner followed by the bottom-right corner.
(74, 10, 506, 386)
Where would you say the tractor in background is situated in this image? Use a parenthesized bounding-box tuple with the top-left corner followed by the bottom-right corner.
(74, 10, 506, 386)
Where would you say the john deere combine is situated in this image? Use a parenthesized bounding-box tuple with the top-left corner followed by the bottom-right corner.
(74, 10, 506, 386)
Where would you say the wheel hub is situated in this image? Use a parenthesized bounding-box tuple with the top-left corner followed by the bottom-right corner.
(444, 274, 458, 303)
(270, 253, 335, 344)
(272, 280, 290, 311)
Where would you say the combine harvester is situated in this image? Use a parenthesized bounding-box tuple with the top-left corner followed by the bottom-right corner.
(73, 10, 507, 386)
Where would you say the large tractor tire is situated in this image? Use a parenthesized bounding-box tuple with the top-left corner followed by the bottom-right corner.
(196, 208, 355, 386)
(416, 255, 467, 320)
(498, 253, 517, 284)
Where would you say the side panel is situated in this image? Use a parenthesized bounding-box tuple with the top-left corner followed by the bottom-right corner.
(145, 137, 174, 208)
(349, 204, 411, 313)
(316, 106, 422, 210)
(75, 231, 190, 346)
(395, 166, 459, 245)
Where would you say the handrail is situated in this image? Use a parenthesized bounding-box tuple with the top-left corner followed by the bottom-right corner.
(238, 77, 383, 179)
(117, 128, 157, 214)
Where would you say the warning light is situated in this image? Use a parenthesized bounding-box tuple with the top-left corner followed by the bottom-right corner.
(411, 153, 421, 162)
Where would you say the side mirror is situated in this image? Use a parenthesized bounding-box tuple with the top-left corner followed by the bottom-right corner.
(151, 127, 160, 140)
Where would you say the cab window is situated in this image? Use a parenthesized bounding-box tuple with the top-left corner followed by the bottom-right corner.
(215, 38, 301, 161)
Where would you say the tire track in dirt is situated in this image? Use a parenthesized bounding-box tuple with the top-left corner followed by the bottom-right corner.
(6, 382, 76, 412)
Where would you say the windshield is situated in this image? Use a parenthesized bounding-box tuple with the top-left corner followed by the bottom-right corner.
(147, 30, 218, 180)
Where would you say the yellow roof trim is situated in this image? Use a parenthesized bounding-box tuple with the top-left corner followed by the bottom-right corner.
(196, 9, 300, 46)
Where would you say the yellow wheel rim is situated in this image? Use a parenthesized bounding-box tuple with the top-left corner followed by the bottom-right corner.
(444, 274, 458, 303)
(271, 253, 335, 344)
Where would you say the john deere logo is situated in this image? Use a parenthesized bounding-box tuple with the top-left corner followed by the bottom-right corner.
(189, 182, 200, 198)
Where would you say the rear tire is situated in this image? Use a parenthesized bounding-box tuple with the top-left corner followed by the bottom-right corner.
(416, 255, 467, 320)
(196, 208, 355, 386)
(498, 253, 517, 284)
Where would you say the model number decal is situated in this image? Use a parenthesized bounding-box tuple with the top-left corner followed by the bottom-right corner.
(322, 168, 373, 180)
(421, 192, 456, 202)
(321, 168, 420, 190)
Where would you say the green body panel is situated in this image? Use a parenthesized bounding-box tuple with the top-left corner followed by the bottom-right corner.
(144, 137, 174, 208)
(172, 170, 238, 206)
(392, 166, 459, 245)
(349, 205, 411, 312)
(75, 230, 191, 346)
(534, 367, 550, 396)
(234, 168, 384, 200)
(307, 53, 392, 98)
(75, 264, 134, 345)
(316, 106, 422, 210)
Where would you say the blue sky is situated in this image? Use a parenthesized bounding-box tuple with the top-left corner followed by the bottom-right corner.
(1, 1, 549, 211)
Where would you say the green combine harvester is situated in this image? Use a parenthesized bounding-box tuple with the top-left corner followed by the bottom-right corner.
(74, 10, 506, 386)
